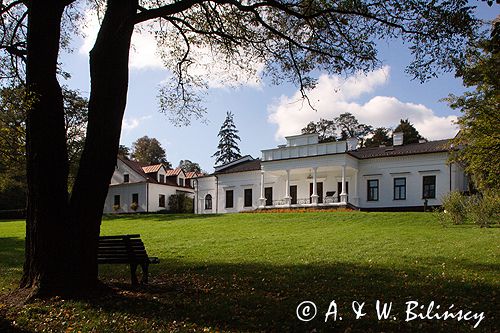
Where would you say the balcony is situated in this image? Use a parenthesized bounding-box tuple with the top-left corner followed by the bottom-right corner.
(261, 141, 352, 162)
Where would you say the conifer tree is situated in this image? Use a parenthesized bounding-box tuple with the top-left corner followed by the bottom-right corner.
(212, 111, 242, 165)
(394, 119, 426, 145)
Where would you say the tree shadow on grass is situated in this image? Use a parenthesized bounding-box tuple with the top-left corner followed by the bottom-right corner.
(83, 260, 498, 332)
(0, 237, 24, 270)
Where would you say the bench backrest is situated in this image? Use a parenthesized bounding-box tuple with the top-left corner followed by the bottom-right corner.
(98, 234, 150, 263)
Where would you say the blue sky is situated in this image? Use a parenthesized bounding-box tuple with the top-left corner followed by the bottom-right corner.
(60, 3, 499, 173)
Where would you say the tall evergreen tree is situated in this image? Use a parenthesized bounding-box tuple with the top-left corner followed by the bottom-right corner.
(394, 119, 426, 145)
(212, 112, 242, 165)
(365, 127, 392, 147)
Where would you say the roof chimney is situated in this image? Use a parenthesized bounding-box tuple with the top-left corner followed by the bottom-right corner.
(393, 132, 403, 146)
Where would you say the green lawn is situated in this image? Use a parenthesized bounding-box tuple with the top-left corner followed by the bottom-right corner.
(0, 212, 498, 332)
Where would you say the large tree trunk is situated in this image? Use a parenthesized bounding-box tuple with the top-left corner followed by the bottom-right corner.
(69, 0, 137, 286)
(21, 1, 72, 294)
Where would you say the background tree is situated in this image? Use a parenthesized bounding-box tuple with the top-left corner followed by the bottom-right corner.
(364, 127, 392, 148)
(301, 118, 336, 142)
(117, 145, 130, 158)
(334, 113, 373, 146)
(212, 111, 242, 165)
(0, 0, 482, 295)
(393, 119, 426, 145)
(0, 86, 87, 209)
(178, 159, 201, 173)
(445, 18, 500, 192)
(131, 135, 171, 167)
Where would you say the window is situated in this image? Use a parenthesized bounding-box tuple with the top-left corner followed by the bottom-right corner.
(225, 190, 234, 208)
(114, 195, 120, 206)
(423, 175, 436, 199)
(159, 194, 166, 207)
(394, 178, 406, 200)
(367, 179, 379, 201)
(205, 194, 212, 210)
(132, 193, 139, 205)
(265, 187, 273, 206)
(179, 178, 184, 187)
(159, 174, 164, 183)
(124, 174, 129, 183)
(244, 188, 252, 207)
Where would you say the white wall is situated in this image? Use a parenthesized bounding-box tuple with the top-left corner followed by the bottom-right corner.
(195, 152, 466, 214)
(104, 183, 195, 214)
(104, 183, 148, 213)
(110, 159, 145, 185)
(357, 152, 463, 208)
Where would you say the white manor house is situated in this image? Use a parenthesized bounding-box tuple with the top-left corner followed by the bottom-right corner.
(194, 132, 468, 214)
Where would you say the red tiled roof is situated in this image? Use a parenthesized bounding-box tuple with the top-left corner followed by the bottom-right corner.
(165, 168, 183, 176)
(118, 156, 157, 182)
(142, 164, 163, 174)
(185, 171, 204, 179)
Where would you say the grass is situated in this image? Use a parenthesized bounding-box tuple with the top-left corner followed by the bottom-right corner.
(0, 211, 498, 332)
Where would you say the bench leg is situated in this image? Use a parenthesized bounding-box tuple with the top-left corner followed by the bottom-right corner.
(140, 263, 149, 284)
(130, 263, 139, 285)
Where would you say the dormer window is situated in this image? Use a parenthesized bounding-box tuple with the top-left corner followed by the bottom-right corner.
(124, 174, 129, 183)
(179, 178, 184, 187)
(159, 174, 165, 183)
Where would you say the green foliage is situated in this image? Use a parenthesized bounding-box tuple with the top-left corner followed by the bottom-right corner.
(365, 127, 392, 147)
(131, 136, 171, 167)
(393, 119, 426, 144)
(465, 191, 500, 227)
(0, 86, 87, 208)
(117, 145, 130, 159)
(301, 118, 337, 142)
(168, 193, 193, 213)
(440, 191, 468, 225)
(212, 111, 242, 165)
(445, 20, 500, 192)
(440, 191, 500, 227)
(335, 113, 373, 146)
(178, 159, 201, 173)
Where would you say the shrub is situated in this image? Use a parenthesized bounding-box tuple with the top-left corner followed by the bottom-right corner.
(168, 193, 194, 213)
(130, 202, 138, 211)
(465, 191, 500, 227)
(112, 204, 121, 212)
(440, 191, 468, 225)
(440, 191, 500, 227)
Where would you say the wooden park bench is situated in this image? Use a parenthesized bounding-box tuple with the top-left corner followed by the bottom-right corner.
(98, 234, 159, 285)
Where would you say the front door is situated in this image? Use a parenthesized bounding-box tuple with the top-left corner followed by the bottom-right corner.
(309, 182, 323, 203)
(290, 185, 297, 204)
(265, 187, 273, 206)
(337, 181, 349, 202)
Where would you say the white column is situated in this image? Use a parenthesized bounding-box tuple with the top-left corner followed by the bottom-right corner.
(258, 170, 266, 207)
(311, 167, 318, 205)
(284, 169, 291, 205)
(340, 165, 348, 203)
(352, 169, 359, 206)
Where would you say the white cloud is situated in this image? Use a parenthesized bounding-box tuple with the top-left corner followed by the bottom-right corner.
(267, 66, 458, 141)
(121, 115, 152, 131)
(79, 10, 263, 87)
